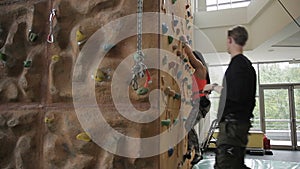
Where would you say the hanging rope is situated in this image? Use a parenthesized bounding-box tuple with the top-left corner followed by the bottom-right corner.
(130, 0, 151, 92)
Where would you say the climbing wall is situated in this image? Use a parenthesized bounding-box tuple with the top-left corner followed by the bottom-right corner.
(159, 0, 194, 168)
(0, 0, 194, 169)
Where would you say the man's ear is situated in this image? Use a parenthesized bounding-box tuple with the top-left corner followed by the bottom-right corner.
(228, 37, 232, 44)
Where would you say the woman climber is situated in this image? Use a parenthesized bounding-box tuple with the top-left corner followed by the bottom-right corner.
(182, 37, 211, 166)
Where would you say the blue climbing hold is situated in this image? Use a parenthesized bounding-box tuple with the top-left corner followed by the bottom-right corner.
(162, 55, 167, 65)
(173, 19, 179, 27)
(103, 44, 114, 52)
(168, 147, 174, 157)
(177, 71, 182, 79)
(162, 23, 168, 34)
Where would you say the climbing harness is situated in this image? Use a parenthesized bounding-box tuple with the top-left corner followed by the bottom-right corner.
(130, 0, 151, 93)
(47, 8, 56, 43)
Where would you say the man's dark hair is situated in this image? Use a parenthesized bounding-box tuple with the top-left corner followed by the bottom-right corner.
(228, 26, 248, 46)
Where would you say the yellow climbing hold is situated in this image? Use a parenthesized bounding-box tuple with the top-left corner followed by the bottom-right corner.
(94, 69, 105, 82)
(44, 117, 54, 123)
(76, 132, 91, 142)
(76, 30, 86, 43)
(51, 55, 60, 62)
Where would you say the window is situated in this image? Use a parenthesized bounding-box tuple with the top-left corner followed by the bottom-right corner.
(206, 0, 251, 11)
(259, 62, 300, 84)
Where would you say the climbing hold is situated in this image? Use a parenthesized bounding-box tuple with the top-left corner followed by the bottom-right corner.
(173, 19, 179, 27)
(76, 30, 86, 44)
(136, 87, 149, 95)
(51, 55, 60, 62)
(0, 52, 7, 62)
(28, 31, 38, 42)
(168, 147, 174, 157)
(176, 28, 180, 35)
(172, 45, 178, 51)
(188, 39, 192, 45)
(182, 77, 188, 82)
(103, 44, 114, 52)
(161, 119, 171, 126)
(183, 58, 188, 63)
(172, 0, 177, 4)
(76, 132, 91, 142)
(44, 116, 54, 123)
(173, 118, 179, 126)
(177, 71, 182, 79)
(185, 64, 191, 70)
(187, 11, 191, 17)
(23, 60, 32, 68)
(182, 117, 187, 122)
(173, 93, 181, 100)
(181, 98, 186, 102)
(176, 51, 182, 57)
(162, 55, 167, 65)
(7, 119, 19, 127)
(186, 19, 190, 25)
(168, 62, 175, 70)
(187, 84, 192, 90)
(162, 23, 168, 34)
(187, 25, 192, 30)
(94, 69, 106, 82)
(168, 36, 174, 44)
(179, 35, 185, 42)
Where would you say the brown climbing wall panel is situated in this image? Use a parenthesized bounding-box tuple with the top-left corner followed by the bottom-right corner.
(159, 0, 194, 168)
(0, 0, 193, 169)
(160, 0, 193, 169)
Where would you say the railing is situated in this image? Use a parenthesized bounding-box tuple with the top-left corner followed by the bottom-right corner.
(264, 119, 300, 141)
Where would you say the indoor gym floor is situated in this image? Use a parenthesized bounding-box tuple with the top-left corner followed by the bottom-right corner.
(192, 150, 300, 169)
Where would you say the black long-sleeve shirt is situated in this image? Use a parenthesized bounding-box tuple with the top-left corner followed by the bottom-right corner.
(218, 54, 257, 123)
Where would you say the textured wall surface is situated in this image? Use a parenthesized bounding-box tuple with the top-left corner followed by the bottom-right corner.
(0, 0, 194, 168)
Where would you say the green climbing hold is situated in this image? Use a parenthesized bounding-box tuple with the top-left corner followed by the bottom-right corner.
(173, 93, 181, 100)
(168, 36, 173, 44)
(183, 58, 188, 63)
(0, 52, 7, 62)
(136, 87, 149, 95)
(161, 119, 171, 126)
(182, 117, 187, 122)
(28, 32, 38, 42)
(24, 60, 32, 68)
(187, 84, 192, 90)
(172, 0, 177, 4)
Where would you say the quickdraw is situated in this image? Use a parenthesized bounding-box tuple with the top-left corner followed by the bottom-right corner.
(47, 9, 56, 43)
(130, 0, 151, 92)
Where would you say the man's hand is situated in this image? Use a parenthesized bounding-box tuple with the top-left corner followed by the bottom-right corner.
(203, 83, 223, 94)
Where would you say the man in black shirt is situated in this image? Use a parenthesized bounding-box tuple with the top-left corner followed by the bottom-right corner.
(214, 26, 257, 169)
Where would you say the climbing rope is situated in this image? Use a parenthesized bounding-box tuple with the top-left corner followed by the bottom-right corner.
(130, 0, 151, 93)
